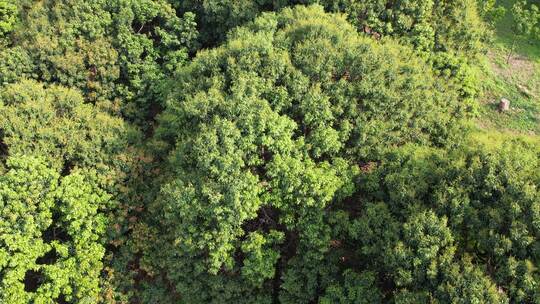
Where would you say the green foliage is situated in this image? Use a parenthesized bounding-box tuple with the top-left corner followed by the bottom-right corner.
(0, 0, 537, 303)
(0, 0, 16, 37)
(159, 5, 466, 159)
(320, 270, 382, 303)
(355, 138, 539, 302)
(174, 0, 276, 45)
(177, 0, 485, 129)
(181, 0, 489, 56)
(13, 0, 118, 103)
(241, 230, 284, 287)
(389, 210, 455, 288)
(0, 47, 33, 85)
(436, 256, 508, 304)
(323, 0, 436, 49)
(0, 156, 57, 303)
(477, 0, 507, 25)
(0, 80, 128, 172)
(513, 0, 540, 39)
(140, 5, 473, 302)
(108, 0, 198, 120)
(0, 79, 133, 302)
(2, 0, 198, 124)
(0, 156, 109, 303)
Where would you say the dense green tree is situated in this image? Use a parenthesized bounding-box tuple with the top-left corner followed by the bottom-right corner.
(177, 0, 489, 107)
(0, 0, 16, 38)
(1, 0, 197, 125)
(0, 47, 34, 85)
(158, 4, 467, 160)
(323, 0, 488, 54)
(0, 79, 136, 302)
(173, 0, 272, 45)
(0, 0, 537, 303)
(131, 5, 472, 302)
(436, 256, 508, 304)
(0, 80, 129, 172)
(320, 270, 382, 303)
(179, 0, 489, 55)
(323, 0, 489, 102)
(353, 137, 539, 302)
(0, 156, 110, 303)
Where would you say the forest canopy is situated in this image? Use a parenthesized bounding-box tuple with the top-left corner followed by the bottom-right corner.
(0, 0, 539, 303)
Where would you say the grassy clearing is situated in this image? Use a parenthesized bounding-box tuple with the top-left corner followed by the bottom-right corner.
(476, 0, 540, 135)
(469, 124, 540, 149)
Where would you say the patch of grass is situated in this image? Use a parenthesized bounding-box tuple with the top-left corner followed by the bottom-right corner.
(475, 0, 540, 135)
(469, 125, 540, 150)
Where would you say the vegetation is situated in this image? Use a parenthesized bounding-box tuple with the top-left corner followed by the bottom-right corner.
(0, 79, 130, 303)
(0, 0, 16, 38)
(477, 0, 540, 134)
(513, 0, 540, 40)
(0, 0, 538, 303)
